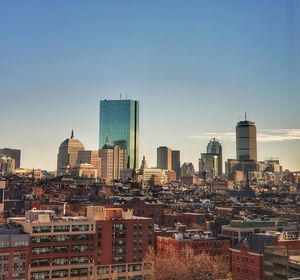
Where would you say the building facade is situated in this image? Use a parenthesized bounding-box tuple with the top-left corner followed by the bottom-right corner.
(10, 206, 154, 280)
(199, 153, 219, 179)
(0, 148, 21, 169)
(206, 138, 223, 175)
(0, 156, 15, 176)
(171, 150, 181, 180)
(99, 99, 139, 171)
(236, 118, 257, 161)
(99, 145, 126, 181)
(0, 225, 29, 280)
(77, 150, 101, 177)
(231, 234, 276, 280)
(157, 146, 172, 170)
(57, 131, 85, 176)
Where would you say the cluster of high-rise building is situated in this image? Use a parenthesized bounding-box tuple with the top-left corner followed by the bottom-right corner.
(1, 98, 299, 280)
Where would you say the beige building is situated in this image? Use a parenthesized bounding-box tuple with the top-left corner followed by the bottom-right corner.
(99, 145, 126, 181)
(77, 150, 101, 177)
(71, 163, 98, 178)
(137, 168, 168, 185)
(57, 130, 85, 176)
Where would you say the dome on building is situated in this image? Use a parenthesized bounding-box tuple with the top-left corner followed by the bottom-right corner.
(207, 138, 222, 155)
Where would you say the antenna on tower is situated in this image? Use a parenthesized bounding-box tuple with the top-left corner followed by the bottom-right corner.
(245, 111, 247, 121)
(120, 93, 122, 100)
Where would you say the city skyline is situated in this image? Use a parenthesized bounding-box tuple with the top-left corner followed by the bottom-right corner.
(0, 0, 299, 171)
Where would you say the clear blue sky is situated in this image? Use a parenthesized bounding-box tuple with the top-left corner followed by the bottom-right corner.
(0, 0, 299, 171)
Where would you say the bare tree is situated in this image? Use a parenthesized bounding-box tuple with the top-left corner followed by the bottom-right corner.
(144, 246, 230, 280)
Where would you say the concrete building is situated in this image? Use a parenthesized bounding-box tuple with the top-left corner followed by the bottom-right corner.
(0, 224, 29, 280)
(71, 163, 98, 179)
(57, 130, 85, 176)
(157, 146, 172, 170)
(264, 246, 300, 280)
(181, 162, 195, 177)
(77, 150, 101, 177)
(137, 168, 167, 185)
(99, 144, 126, 181)
(0, 155, 15, 176)
(0, 148, 21, 168)
(220, 220, 295, 246)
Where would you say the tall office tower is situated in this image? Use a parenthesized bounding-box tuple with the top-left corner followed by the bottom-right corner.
(57, 130, 85, 176)
(99, 144, 126, 181)
(236, 116, 257, 161)
(199, 153, 219, 179)
(0, 148, 21, 168)
(77, 150, 101, 177)
(99, 99, 139, 171)
(171, 150, 181, 179)
(157, 146, 172, 170)
(206, 138, 223, 175)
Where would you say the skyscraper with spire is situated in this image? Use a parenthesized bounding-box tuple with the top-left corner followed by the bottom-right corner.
(57, 130, 85, 176)
(236, 115, 257, 161)
(99, 99, 139, 171)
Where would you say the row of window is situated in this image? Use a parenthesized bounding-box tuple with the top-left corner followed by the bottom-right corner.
(0, 240, 28, 248)
(32, 244, 92, 254)
(32, 234, 92, 243)
(31, 256, 91, 267)
(32, 224, 92, 233)
(31, 268, 91, 280)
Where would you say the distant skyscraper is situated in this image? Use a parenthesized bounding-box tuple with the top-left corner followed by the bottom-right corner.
(171, 150, 181, 179)
(99, 99, 139, 171)
(157, 146, 172, 170)
(0, 148, 21, 168)
(0, 156, 15, 176)
(236, 116, 257, 161)
(199, 153, 219, 179)
(57, 130, 85, 176)
(206, 138, 223, 175)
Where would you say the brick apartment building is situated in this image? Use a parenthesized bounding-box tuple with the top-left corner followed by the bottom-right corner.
(156, 232, 230, 260)
(230, 234, 276, 280)
(9, 206, 154, 280)
(231, 231, 300, 280)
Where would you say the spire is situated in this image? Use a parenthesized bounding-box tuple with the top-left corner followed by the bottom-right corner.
(71, 130, 74, 139)
(245, 111, 247, 121)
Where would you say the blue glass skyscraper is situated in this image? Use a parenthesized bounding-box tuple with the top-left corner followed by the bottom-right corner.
(99, 99, 139, 170)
